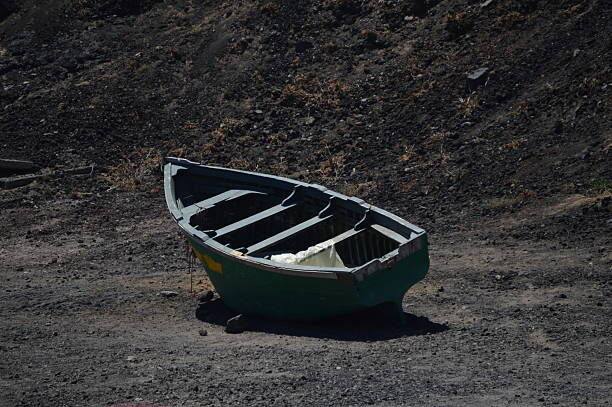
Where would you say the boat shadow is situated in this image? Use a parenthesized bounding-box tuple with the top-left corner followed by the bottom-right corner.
(195, 299, 448, 341)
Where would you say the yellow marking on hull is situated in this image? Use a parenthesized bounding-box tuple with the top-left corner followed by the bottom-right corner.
(192, 247, 223, 274)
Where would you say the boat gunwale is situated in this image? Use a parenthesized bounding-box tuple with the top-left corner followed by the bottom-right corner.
(163, 157, 426, 280)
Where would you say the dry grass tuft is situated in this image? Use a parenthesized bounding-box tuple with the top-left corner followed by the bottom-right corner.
(406, 80, 437, 105)
(580, 77, 602, 92)
(322, 42, 338, 53)
(70, 0, 160, 18)
(260, 1, 280, 14)
(589, 178, 612, 195)
(457, 94, 479, 117)
(487, 190, 537, 208)
(396, 180, 417, 193)
(280, 74, 350, 109)
(496, 11, 525, 27)
(399, 144, 417, 162)
(563, 3, 584, 16)
(227, 157, 253, 171)
(319, 152, 346, 180)
(337, 181, 378, 198)
(445, 11, 473, 36)
(103, 147, 161, 192)
(425, 131, 451, 145)
(211, 118, 247, 144)
(499, 138, 527, 152)
(510, 100, 530, 117)
(181, 122, 199, 130)
(323, 0, 360, 12)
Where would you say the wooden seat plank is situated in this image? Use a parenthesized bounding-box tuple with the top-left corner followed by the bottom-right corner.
(245, 214, 333, 255)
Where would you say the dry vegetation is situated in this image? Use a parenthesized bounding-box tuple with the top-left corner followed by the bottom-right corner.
(280, 74, 350, 109)
(589, 178, 612, 195)
(399, 144, 417, 163)
(259, 1, 280, 14)
(457, 94, 479, 117)
(102, 147, 162, 192)
(487, 189, 537, 208)
(445, 11, 473, 37)
(319, 152, 347, 181)
(336, 180, 378, 198)
(499, 137, 527, 152)
(406, 80, 438, 105)
(211, 118, 248, 144)
(70, 0, 161, 17)
(496, 11, 525, 27)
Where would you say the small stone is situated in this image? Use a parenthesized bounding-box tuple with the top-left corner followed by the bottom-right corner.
(126, 356, 137, 362)
(254, 109, 263, 115)
(364, 31, 377, 43)
(438, 286, 444, 292)
(159, 290, 179, 298)
(197, 290, 214, 303)
(198, 328, 208, 336)
(301, 116, 316, 125)
(558, 293, 567, 299)
(466, 67, 489, 92)
(225, 314, 247, 334)
(295, 40, 313, 53)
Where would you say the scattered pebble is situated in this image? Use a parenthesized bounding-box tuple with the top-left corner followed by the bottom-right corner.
(225, 314, 247, 334)
(301, 116, 316, 125)
(197, 290, 214, 303)
(198, 328, 208, 336)
(466, 67, 489, 91)
(159, 291, 179, 298)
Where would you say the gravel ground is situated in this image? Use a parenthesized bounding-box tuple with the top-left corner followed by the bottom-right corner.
(1, 188, 610, 406)
(0, 0, 610, 405)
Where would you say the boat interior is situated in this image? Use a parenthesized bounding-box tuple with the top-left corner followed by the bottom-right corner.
(171, 167, 414, 268)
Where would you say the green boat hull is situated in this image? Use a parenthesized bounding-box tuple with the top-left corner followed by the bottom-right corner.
(189, 236, 429, 321)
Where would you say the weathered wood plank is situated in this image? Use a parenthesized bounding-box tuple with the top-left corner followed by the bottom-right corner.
(0, 165, 95, 190)
(214, 202, 299, 238)
(246, 214, 333, 255)
(0, 158, 37, 171)
(0, 174, 41, 189)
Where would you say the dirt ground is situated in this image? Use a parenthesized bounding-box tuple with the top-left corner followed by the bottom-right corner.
(1, 178, 610, 406)
(0, 0, 611, 406)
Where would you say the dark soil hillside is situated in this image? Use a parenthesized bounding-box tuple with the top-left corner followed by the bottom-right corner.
(0, 1, 610, 406)
(1, 0, 609, 210)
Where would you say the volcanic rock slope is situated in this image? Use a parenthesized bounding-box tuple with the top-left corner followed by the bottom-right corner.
(0, 1, 610, 406)
(1, 0, 610, 206)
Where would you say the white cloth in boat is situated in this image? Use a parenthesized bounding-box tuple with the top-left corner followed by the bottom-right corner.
(270, 243, 345, 268)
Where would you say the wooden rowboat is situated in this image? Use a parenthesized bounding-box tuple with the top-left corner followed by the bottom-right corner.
(163, 157, 429, 321)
